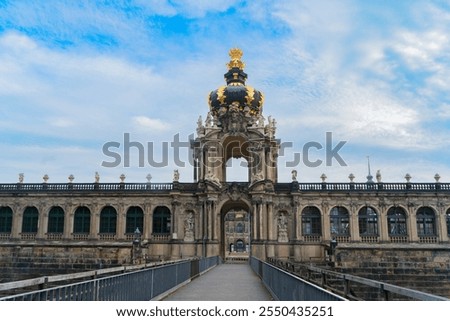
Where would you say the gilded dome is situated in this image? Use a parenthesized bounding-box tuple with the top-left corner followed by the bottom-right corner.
(208, 48, 264, 117)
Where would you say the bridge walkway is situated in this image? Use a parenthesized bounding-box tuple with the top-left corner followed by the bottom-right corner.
(162, 263, 273, 301)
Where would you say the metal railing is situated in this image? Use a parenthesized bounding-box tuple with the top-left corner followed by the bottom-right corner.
(0, 256, 220, 301)
(269, 258, 450, 301)
(250, 257, 345, 301)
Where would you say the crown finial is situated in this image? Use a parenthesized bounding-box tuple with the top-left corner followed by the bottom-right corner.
(227, 48, 245, 70)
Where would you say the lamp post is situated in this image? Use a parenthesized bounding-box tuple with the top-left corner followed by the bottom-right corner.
(132, 227, 142, 264)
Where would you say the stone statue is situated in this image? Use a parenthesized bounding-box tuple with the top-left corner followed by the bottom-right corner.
(184, 212, 195, 242)
(173, 169, 180, 182)
(205, 112, 212, 128)
(376, 170, 382, 183)
(277, 213, 289, 242)
(291, 169, 297, 182)
(18, 173, 24, 183)
(95, 172, 100, 183)
(205, 169, 220, 186)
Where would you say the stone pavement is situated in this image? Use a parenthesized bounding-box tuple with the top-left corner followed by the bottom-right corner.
(162, 263, 273, 301)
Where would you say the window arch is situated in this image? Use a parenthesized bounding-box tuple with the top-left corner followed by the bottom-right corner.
(0, 206, 13, 233)
(22, 206, 39, 233)
(48, 206, 64, 233)
(126, 206, 143, 234)
(153, 206, 171, 234)
(235, 222, 244, 233)
(330, 206, 350, 236)
(100, 206, 117, 234)
(447, 208, 450, 236)
(73, 206, 91, 233)
(301, 206, 322, 236)
(416, 207, 437, 236)
(387, 206, 407, 236)
(358, 206, 378, 236)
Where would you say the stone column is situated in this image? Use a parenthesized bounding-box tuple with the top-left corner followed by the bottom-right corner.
(63, 204, 74, 239)
(350, 206, 360, 241)
(90, 204, 100, 239)
(378, 206, 389, 241)
(267, 201, 275, 240)
(116, 204, 125, 240)
(11, 204, 24, 239)
(434, 205, 446, 242)
(37, 204, 48, 239)
(408, 206, 419, 241)
(171, 200, 180, 239)
(292, 200, 299, 240)
(322, 204, 331, 242)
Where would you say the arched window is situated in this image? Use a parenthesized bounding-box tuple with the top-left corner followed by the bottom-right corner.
(48, 206, 64, 233)
(416, 207, 436, 236)
(153, 206, 171, 234)
(235, 222, 244, 233)
(447, 208, 450, 236)
(358, 206, 378, 236)
(387, 206, 407, 236)
(22, 206, 39, 233)
(0, 206, 13, 233)
(126, 206, 143, 234)
(330, 206, 350, 236)
(73, 206, 91, 234)
(301, 206, 322, 235)
(100, 206, 117, 234)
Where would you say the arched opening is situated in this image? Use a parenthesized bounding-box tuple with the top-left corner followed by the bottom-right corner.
(222, 135, 250, 183)
(221, 200, 250, 261)
(99, 206, 117, 234)
(358, 206, 378, 236)
(126, 206, 143, 234)
(152, 206, 171, 235)
(225, 157, 249, 182)
(22, 206, 39, 234)
(73, 206, 91, 234)
(301, 206, 322, 237)
(416, 206, 437, 236)
(48, 206, 64, 234)
(387, 206, 407, 236)
(330, 206, 350, 237)
(0, 206, 13, 233)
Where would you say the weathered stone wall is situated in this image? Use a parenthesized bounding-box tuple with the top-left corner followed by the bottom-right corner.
(0, 243, 130, 282)
(335, 244, 450, 298)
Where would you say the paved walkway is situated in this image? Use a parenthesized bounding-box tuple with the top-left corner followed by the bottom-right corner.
(162, 263, 273, 301)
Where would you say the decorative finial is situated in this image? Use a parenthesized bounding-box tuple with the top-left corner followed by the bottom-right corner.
(146, 174, 152, 183)
(348, 173, 355, 182)
(94, 171, 100, 183)
(120, 174, 126, 183)
(320, 173, 327, 183)
(68, 174, 74, 183)
(366, 156, 374, 183)
(43, 174, 49, 183)
(18, 173, 24, 184)
(405, 173, 411, 183)
(227, 48, 245, 70)
(434, 173, 440, 183)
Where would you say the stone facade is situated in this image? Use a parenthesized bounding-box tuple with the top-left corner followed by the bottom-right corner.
(0, 49, 449, 295)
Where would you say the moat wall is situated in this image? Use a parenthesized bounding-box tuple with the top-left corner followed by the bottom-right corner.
(335, 244, 450, 298)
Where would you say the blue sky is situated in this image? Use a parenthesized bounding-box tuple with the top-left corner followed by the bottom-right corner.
(0, 0, 449, 183)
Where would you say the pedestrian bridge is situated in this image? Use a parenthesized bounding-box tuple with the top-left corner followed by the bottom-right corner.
(0, 257, 447, 301)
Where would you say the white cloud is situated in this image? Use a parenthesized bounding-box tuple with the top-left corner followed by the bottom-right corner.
(133, 116, 171, 132)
